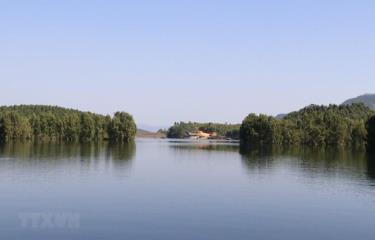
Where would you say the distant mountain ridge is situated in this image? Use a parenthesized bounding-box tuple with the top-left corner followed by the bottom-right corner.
(274, 94, 375, 119)
(342, 94, 375, 110)
(275, 114, 287, 119)
(136, 129, 166, 138)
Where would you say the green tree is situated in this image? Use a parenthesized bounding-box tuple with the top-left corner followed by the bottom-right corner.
(0, 111, 32, 141)
(167, 121, 241, 139)
(366, 116, 375, 152)
(108, 112, 137, 142)
(0, 105, 136, 143)
(240, 104, 374, 147)
(240, 114, 276, 146)
(80, 113, 95, 142)
(63, 115, 80, 142)
(350, 120, 367, 147)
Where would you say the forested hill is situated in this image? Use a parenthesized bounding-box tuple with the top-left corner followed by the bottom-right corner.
(342, 94, 375, 110)
(240, 103, 375, 147)
(285, 103, 374, 121)
(0, 105, 84, 118)
(0, 105, 136, 142)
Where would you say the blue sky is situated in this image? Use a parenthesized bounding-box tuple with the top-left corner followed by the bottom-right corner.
(1, 0, 374, 129)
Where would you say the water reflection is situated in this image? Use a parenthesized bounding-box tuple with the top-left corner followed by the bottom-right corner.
(170, 141, 375, 185)
(0, 140, 374, 240)
(0, 142, 136, 174)
(240, 146, 375, 185)
(169, 141, 239, 153)
(367, 153, 375, 182)
(106, 142, 136, 168)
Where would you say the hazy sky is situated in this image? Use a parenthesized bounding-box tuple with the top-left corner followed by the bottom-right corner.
(1, 0, 374, 128)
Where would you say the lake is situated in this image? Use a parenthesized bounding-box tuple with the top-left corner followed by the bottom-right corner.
(0, 139, 374, 240)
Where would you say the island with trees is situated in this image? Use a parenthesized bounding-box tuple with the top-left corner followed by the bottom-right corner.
(166, 122, 240, 140)
(239, 103, 375, 150)
(2, 102, 375, 152)
(165, 102, 375, 152)
(0, 105, 136, 143)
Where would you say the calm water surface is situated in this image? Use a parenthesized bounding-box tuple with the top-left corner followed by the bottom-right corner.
(0, 139, 374, 240)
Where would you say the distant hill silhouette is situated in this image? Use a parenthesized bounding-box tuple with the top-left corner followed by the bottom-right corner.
(136, 129, 166, 138)
(274, 94, 375, 119)
(275, 113, 287, 119)
(342, 94, 375, 110)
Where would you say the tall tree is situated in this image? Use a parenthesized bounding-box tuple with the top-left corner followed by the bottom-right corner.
(366, 116, 375, 152)
(108, 112, 137, 142)
(0, 111, 32, 141)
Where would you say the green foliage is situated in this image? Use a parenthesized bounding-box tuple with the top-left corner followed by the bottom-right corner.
(108, 112, 137, 142)
(198, 123, 240, 138)
(80, 113, 95, 142)
(0, 112, 32, 141)
(239, 114, 275, 146)
(366, 116, 375, 152)
(0, 105, 136, 143)
(166, 121, 240, 139)
(241, 103, 374, 147)
(166, 122, 198, 138)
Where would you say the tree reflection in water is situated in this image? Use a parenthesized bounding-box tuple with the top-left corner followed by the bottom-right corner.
(0, 141, 136, 176)
(240, 145, 375, 184)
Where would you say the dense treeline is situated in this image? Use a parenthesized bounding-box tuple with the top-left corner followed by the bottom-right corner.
(240, 104, 374, 148)
(0, 105, 136, 142)
(167, 122, 240, 139)
(367, 116, 375, 152)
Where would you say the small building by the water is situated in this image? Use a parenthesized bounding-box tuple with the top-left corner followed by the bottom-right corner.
(188, 131, 217, 139)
